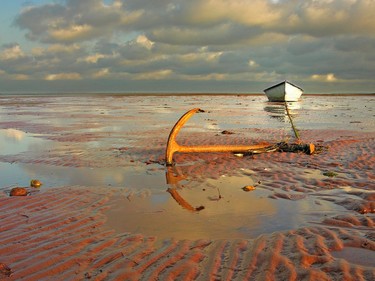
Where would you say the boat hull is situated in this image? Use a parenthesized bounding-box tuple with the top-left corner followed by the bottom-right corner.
(264, 81, 303, 102)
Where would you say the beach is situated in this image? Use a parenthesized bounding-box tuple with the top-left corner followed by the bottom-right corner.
(0, 94, 374, 280)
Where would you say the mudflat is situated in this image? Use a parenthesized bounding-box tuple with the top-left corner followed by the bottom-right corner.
(0, 94, 374, 280)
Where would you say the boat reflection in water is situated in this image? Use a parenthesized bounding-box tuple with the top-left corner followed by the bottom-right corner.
(263, 102, 301, 122)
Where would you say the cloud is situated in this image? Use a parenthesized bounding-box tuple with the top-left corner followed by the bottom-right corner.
(92, 68, 110, 78)
(248, 60, 258, 67)
(0, 72, 30, 81)
(0, 0, 374, 93)
(136, 35, 154, 49)
(79, 53, 107, 64)
(49, 24, 94, 42)
(45, 72, 82, 80)
(176, 0, 282, 27)
(273, 0, 375, 37)
(311, 73, 338, 82)
(0, 44, 25, 60)
(133, 69, 173, 80)
(14, 0, 142, 43)
(14, 0, 375, 45)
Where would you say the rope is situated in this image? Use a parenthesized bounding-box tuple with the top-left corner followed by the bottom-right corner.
(284, 102, 300, 141)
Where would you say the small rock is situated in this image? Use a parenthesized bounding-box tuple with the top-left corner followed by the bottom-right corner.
(10, 187, 28, 196)
(195, 206, 205, 211)
(242, 185, 256, 192)
(30, 179, 42, 188)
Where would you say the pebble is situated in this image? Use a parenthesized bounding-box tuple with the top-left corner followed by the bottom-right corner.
(10, 187, 28, 196)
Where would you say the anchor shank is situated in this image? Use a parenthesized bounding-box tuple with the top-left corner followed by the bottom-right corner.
(178, 144, 270, 153)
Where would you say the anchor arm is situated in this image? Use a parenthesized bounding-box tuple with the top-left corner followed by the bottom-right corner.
(178, 144, 271, 153)
(165, 108, 202, 165)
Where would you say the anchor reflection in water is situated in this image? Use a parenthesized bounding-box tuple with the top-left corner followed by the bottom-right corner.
(165, 166, 205, 212)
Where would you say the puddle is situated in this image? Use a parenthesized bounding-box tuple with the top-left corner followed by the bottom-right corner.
(0, 162, 166, 190)
(0, 127, 167, 189)
(332, 247, 375, 267)
(104, 174, 344, 241)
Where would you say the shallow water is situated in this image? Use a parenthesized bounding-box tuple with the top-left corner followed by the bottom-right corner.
(0, 94, 374, 240)
(332, 247, 375, 267)
(105, 173, 346, 240)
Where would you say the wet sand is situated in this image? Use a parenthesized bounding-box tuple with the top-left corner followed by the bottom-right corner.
(0, 94, 374, 280)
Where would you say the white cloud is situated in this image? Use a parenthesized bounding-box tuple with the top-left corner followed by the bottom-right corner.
(45, 73, 82, 80)
(133, 69, 173, 80)
(181, 73, 227, 81)
(79, 54, 107, 63)
(0, 44, 25, 60)
(311, 73, 338, 82)
(47, 44, 81, 53)
(248, 60, 258, 67)
(49, 24, 94, 42)
(136, 35, 154, 50)
(93, 68, 110, 78)
(186, 0, 282, 26)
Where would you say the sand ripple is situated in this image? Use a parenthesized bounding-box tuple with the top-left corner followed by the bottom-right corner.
(1, 95, 374, 279)
(1, 186, 374, 280)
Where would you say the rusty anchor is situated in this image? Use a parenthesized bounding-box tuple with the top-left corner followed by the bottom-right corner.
(165, 108, 276, 166)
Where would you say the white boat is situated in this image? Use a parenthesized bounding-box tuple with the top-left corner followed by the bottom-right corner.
(263, 80, 303, 102)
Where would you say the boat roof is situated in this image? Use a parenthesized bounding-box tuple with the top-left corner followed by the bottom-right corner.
(263, 80, 304, 92)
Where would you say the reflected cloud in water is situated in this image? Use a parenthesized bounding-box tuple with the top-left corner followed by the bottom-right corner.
(106, 166, 343, 240)
(4, 128, 25, 141)
(0, 129, 53, 155)
(0, 162, 166, 191)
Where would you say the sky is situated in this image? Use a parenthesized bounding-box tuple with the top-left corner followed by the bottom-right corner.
(1, 0, 375, 94)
